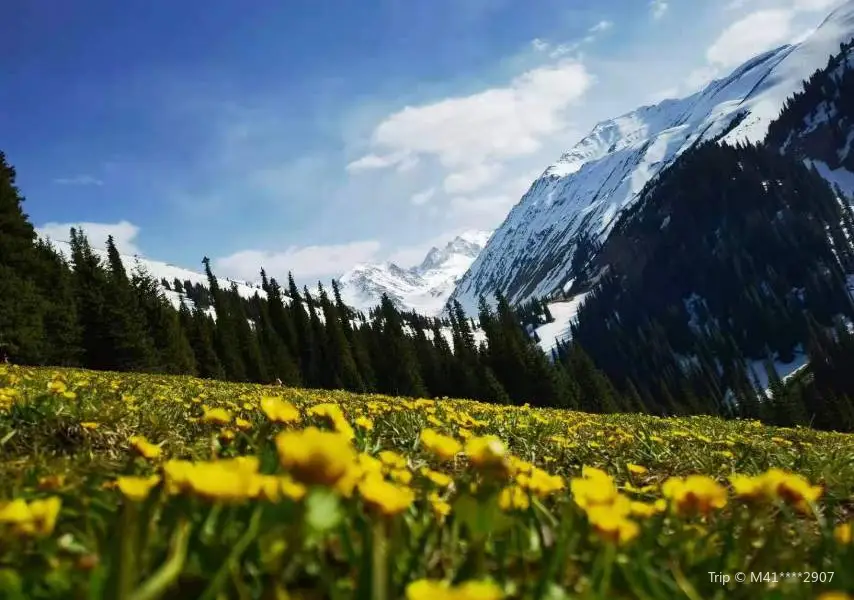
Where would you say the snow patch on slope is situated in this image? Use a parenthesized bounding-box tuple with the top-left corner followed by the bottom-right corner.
(534, 293, 589, 355)
(42, 238, 265, 314)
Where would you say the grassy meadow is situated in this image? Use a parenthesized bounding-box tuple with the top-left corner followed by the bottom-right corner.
(1, 363, 853, 599)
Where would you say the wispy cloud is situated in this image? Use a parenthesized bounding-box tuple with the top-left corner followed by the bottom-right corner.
(650, 0, 669, 20)
(36, 220, 142, 255)
(347, 60, 591, 173)
(53, 174, 104, 186)
(410, 187, 437, 206)
(589, 20, 613, 33)
(215, 240, 383, 282)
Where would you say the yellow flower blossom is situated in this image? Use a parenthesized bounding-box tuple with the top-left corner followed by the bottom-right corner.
(498, 486, 530, 511)
(421, 467, 453, 488)
(235, 417, 252, 430)
(834, 522, 852, 545)
(662, 475, 727, 515)
(429, 492, 451, 519)
(0, 497, 62, 537)
(586, 506, 640, 544)
(406, 579, 502, 600)
(379, 450, 407, 469)
(275, 427, 356, 487)
(355, 415, 373, 430)
(627, 463, 648, 475)
(116, 475, 161, 502)
(358, 474, 415, 517)
(129, 435, 162, 460)
(80, 422, 99, 430)
(465, 435, 507, 469)
(260, 396, 301, 425)
(420, 428, 462, 462)
(201, 405, 232, 425)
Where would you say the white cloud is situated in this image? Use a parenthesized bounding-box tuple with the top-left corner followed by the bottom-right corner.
(531, 38, 550, 52)
(650, 0, 669, 19)
(792, 0, 842, 11)
(215, 240, 383, 281)
(589, 20, 613, 33)
(410, 187, 436, 206)
(706, 9, 794, 68)
(443, 163, 502, 194)
(352, 59, 592, 171)
(384, 229, 463, 267)
(54, 175, 104, 186)
(683, 65, 722, 91)
(447, 195, 517, 227)
(36, 220, 142, 255)
(346, 152, 412, 173)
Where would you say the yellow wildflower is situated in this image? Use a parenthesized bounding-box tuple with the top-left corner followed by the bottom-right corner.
(498, 486, 530, 511)
(420, 428, 462, 462)
(38, 474, 66, 491)
(275, 427, 356, 487)
(465, 435, 507, 469)
(429, 492, 451, 519)
(355, 415, 373, 430)
(834, 522, 852, 545)
(129, 435, 162, 460)
(176, 457, 261, 502)
(662, 475, 727, 515)
(1, 497, 62, 537)
(627, 463, 648, 475)
(586, 506, 640, 544)
(235, 417, 252, 431)
(80, 422, 99, 430)
(379, 450, 407, 469)
(201, 405, 232, 425)
(260, 396, 301, 425)
(421, 467, 453, 488)
(456, 580, 504, 599)
(116, 475, 161, 502)
(20, 497, 62, 537)
(358, 474, 415, 517)
(761, 468, 822, 512)
(406, 580, 450, 600)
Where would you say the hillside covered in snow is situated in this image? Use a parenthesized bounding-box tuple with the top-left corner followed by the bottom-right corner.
(449, 0, 854, 315)
(41, 237, 265, 315)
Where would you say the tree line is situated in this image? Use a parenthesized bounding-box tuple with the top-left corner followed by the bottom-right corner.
(1, 150, 623, 412)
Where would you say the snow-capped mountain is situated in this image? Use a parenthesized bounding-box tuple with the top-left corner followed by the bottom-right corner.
(449, 0, 854, 315)
(42, 238, 265, 314)
(340, 230, 491, 315)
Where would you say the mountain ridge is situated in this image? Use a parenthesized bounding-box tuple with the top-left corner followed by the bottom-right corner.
(340, 230, 491, 315)
(449, 1, 854, 315)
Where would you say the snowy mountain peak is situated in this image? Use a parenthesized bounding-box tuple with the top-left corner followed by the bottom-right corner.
(449, 2, 854, 316)
(340, 230, 491, 315)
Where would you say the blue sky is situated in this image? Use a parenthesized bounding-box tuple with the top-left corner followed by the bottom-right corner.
(1, 0, 842, 284)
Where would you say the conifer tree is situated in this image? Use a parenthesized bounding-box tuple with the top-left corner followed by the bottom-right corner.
(0, 152, 47, 363)
(318, 283, 364, 391)
(185, 304, 225, 379)
(131, 260, 196, 375)
(202, 257, 246, 381)
(288, 273, 319, 386)
(103, 235, 157, 371)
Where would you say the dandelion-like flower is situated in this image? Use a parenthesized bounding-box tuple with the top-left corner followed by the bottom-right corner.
(275, 427, 357, 487)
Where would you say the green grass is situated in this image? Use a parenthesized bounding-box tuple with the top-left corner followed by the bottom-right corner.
(1, 363, 853, 599)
